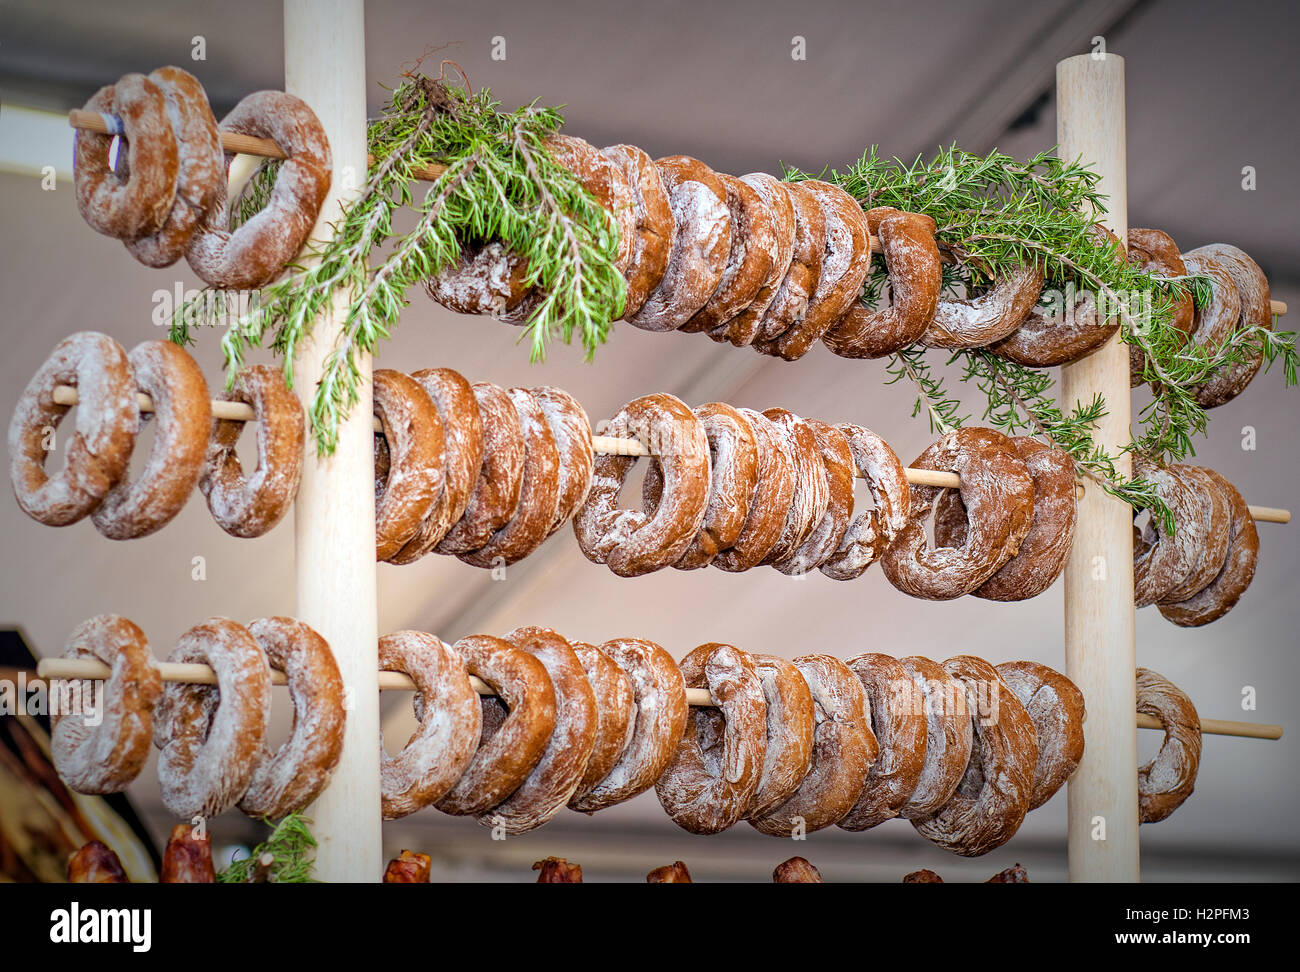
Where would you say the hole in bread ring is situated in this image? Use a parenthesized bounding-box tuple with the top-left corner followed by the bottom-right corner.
(372, 370, 445, 560)
(819, 422, 911, 581)
(435, 381, 524, 555)
(1136, 667, 1201, 823)
(711, 173, 797, 348)
(996, 660, 1085, 811)
(568, 641, 637, 807)
(743, 654, 816, 820)
(712, 407, 795, 573)
(898, 656, 972, 820)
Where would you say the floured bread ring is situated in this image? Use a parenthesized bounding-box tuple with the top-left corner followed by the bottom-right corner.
(186, 91, 331, 290)
(679, 173, 776, 333)
(625, 156, 730, 331)
(744, 654, 815, 820)
(759, 408, 829, 565)
(199, 364, 304, 538)
(820, 423, 911, 581)
(823, 208, 942, 358)
(656, 643, 767, 834)
(435, 382, 524, 554)
(1179, 248, 1243, 404)
(155, 618, 271, 819)
(1157, 465, 1231, 603)
(1127, 228, 1195, 385)
(388, 368, 485, 563)
(51, 615, 162, 794)
(898, 656, 972, 820)
(1136, 667, 1201, 823)
(238, 617, 345, 818)
(425, 242, 533, 317)
(568, 641, 637, 806)
(996, 660, 1085, 811)
(1188, 244, 1272, 408)
(569, 638, 688, 812)
(1159, 469, 1258, 626)
(92, 340, 211, 540)
(603, 144, 674, 317)
(750, 654, 877, 836)
(772, 419, 855, 576)
(881, 427, 1035, 600)
(124, 67, 224, 267)
(912, 656, 1038, 857)
(379, 631, 481, 820)
(547, 134, 636, 278)
(481, 627, 596, 833)
(459, 388, 560, 567)
(531, 385, 594, 538)
(924, 263, 1045, 348)
(753, 182, 827, 343)
(713, 408, 796, 573)
(933, 437, 1076, 601)
(838, 653, 927, 830)
(1132, 460, 1203, 608)
(9, 332, 137, 526)
(713, 173, 796, 347)
(572, 393, 709, 576)
(74, 73, 179, 240)
(434, 634, 556, 816)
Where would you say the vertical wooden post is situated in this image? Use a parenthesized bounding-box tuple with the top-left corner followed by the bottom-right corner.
(284, 0, 381, 882)
(1056, 53, 1139, 882)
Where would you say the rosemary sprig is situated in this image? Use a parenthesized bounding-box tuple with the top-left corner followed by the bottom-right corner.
(217, 813, 318, 884)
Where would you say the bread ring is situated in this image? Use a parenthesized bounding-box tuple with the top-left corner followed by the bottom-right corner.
(479, 627, 596, 833)
(186, 91, 331, 290)
(819, 423, 911, 581)
(603, 144, 674, 317)
(912, 656, 1038, 857)
(1156, 465, 1231, 603)
(1136, 667, 1201, 823)
(1132, 460, 1203, 608)
(838, 653, 927, 830)
(881, 427, 1035, 600)
(923, 263, 1045, 348)
(124, 67, 224, 267)
(1127, 228, 1195, 385)
(744, 654, 816, 820)
(238, 617, 345, 819)
(711, 173, 796, 347)
(995, 660, 1085, 811)
(933, 437, 1076, 601)
(679, 173, 775, 334)
(569, 637, 688, 813)
(625, 156, 730, 332)
(772, 419, 855, 575)
(379, 631, 481, 820)
(434, 635, 557, 816)
(532, 385, 594, 539)
(459, 389, 560, 567)
(572, 393, 709, 576)
(1179, 248, 1243, 405)
(655, 643, 767, 834)
(1159, 469, 1258, 626)
(712, 408, 796, 573)
(155, 618, 271, 819)
(822, 208, 942, 358)
(990, 284, 1112, 367)
(435, 382, 524, 554)
(91, 340, 210, 540)
(750, 654, 876, 836)
(1187, 244, 1272, 408)
(51, 615, 161, 794)
(758, 408, 829, 566)
(897, 656, 972, 820)
(9, 332, 137, 526)
(773, 857, 823, 883)
(753, 181, 827, 343)
(568, 641, 637, 806)
(74, 73, 179, 240)
(424, 242, 533, 317)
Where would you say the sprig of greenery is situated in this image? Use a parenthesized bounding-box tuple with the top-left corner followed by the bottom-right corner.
(216, 813, 318, 884)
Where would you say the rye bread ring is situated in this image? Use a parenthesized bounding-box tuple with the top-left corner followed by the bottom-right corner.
(820, 423, 911, 581)
(1127, 228, 1195, 386)
(124, 67, 224, 268)
(1157, 465, 1232, 604)
(186, 91, 332, 290)
(435, 382, 524, 555)
(92, 340, 211, 540)
(1159, 469, 1258, 627)
(1189, 244, 1272, 408)
(838, 653, 928, 831)
(923, 263, 1045, 349)
(387, 368, 485, 564)
(603, 144, 674, 317)
(759, 408, 829, 566)
(713, 173, 796, 348)
(898, 656, 973, 821)
(773, 419, 855, 576)
(932, 437, 1077, 601)
(624, 156, 731, 332)
(238, 617, 345, 819)
(822, 207, 942, 358)
(199, 363, 304, 539)
(753, 181, 827, 343)
(912, 656, 1038, 857)
(572, 393, 709, 577)
(424, 242, 533, 317)
(569, 638, 688, 813)
(459, 388, 560, 568)
(881, 427, 1035, 600)
(74, 73, 179, 241)
(1132, 460, 1203, 608)
(996, 660, 1086, 811)
(480, 627, 597, 834)
(743, 654, 816, 820)
(750, 654, 877, 836)
(568, 641, 637, 807)
(655, 643, 768, 835)
(155, 618, 271, 819)
(51, 615, 162, 795)
(712, 408, 796, 573)
(532, 385, 595, 539)
(1136, 667, 1201, 823)
(379, 631, 481, 820)
(1179, 248, 1243, 402)
(9, 331, 137, 526)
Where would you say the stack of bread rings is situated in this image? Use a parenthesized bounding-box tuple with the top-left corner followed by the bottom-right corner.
(73, 66, 331, 290)
(49, 614, 345, 820)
